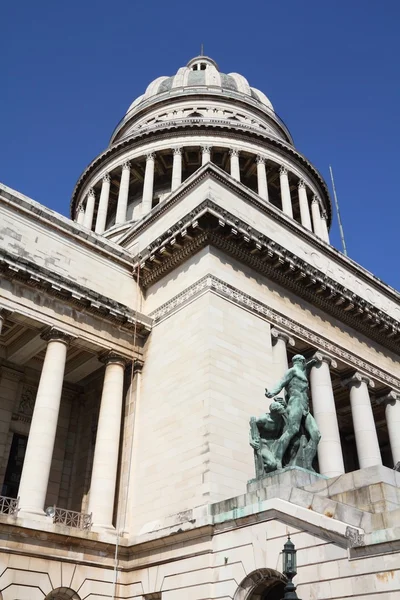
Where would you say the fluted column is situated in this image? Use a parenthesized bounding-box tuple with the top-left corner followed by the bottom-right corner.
(95, 174, 111, 234)
(377, 391, 400, 465)
(230, 149, 240, 181)
(298, 180, 312, 231)
(320, 212, 330, 243)
(310, 353, 345, 477)
(171, 148, 182, 191)
(83, 188, 96, 230)
(256, 156, 269, 201)
(279, 166, 293, 218)
(115, 162, 131, 225)
(201, 145, 211, 165)
(18, 329, 73, 516)
(77, 204, 85, 225)
(311, 196, 323, 238)
(342, 373, 381, 468)
(142, 153, 155, 216)
(88, 352, 127, 528)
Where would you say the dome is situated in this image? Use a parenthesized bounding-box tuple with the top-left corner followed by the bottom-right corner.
(126, 55, 274, 115)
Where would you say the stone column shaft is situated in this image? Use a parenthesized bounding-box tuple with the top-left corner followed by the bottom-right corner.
(115, 163, 130, 225)
(77, 205, 85, 225)
(279, 167, 293, 218)
(343, 374, 381, 469)
(230, 149, 240, 181)
(171, 148, 182, 192)
(88, 354, 126, 528)
(0, 310, 5, 335)
(83, 189, 95, 230)
(310, 354, 345, 477)
(142, 153, 155, 216)
(321, 213, 330, 243)
(377, 392, 400, 465)
(202, 145, 211, 165)
(18, 330, 72, 515)
(311, 196, 323, 238)
(298, 181, 312, 231)
(95, 174, 111, 234)
(256, 156, 269, 201)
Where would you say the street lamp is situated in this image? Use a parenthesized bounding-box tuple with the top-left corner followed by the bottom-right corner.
(282, 535, 301, 600)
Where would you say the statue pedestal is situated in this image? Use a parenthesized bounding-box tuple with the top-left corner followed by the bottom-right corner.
(247, 466, 327, 495)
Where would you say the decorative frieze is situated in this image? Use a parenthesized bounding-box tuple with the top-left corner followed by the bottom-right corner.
(150, 274, 400, 391)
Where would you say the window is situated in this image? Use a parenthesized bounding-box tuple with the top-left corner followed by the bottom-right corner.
(2, 434, 28, 498)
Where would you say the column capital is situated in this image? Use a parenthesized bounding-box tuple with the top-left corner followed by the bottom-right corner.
(99, 349, 128, 367)
(375, 390, 400, 406)
(88, 188, 95, 197)
(78, 203, 85, 213)
(313, 351, 337, 369)
(122, 161, 131, 171)
(41, 327, 75, 346)
(173, 147, 182, 155)
(321, 210, 328, 221)
(279, 165, 288, 176)
(103, 173, 111, 183)
(312, 194, 320, 205)
(298, 179, 306, 189)
(256, 155, 265, 165)
(133, 358, 144, 374)
(342, 372, 375, 389)
(146, 152, 155, 161)
(201, 145, 212, 153)
(271, 327, 295, 347)
(229, 148, 239, 157)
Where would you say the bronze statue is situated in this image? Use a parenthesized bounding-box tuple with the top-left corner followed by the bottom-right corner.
(250, 354, 321, 476)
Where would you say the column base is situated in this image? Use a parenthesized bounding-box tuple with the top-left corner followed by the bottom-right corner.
(17, 507, 48, 523)
(90, 522, 117, 534)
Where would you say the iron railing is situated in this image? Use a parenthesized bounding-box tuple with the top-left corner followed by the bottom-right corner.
(0, 495, 19, 515)
(50, 506, 92, 530)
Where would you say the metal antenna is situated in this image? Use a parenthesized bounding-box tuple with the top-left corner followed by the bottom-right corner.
(200, 43, 204, 56)
(329, 164, 348, 256)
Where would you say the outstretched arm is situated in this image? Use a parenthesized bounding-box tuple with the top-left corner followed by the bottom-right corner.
(265, 368, 293, 398)
(306, 357, 320, 371)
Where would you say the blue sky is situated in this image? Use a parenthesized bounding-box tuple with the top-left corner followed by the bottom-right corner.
(2, 1, 400, 288)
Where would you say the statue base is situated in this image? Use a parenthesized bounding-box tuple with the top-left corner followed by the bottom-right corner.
(247, 466, 327, 494)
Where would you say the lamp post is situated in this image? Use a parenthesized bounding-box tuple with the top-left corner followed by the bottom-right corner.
(282, 535, 301, 600)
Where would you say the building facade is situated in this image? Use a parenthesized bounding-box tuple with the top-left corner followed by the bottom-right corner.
(0, 55, 399, 599)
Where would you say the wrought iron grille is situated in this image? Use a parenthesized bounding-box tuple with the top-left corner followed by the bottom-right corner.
(0, 495, 19, 515)
(51, 507, 92, 530)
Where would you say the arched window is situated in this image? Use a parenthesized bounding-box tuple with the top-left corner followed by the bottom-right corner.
(234, 568, 286, 600)
(45, 588, 81, 600)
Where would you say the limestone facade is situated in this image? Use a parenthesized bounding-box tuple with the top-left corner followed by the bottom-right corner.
(0, 55, 399, 599)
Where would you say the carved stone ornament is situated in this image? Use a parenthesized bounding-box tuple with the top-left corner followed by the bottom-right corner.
(146, 153, 155, 161)
(173, 147, 182, 155)
(345, 526, 365, 548)
(88, 188, 95, 197)
(201, 145, 212, 153)
(342, 372, 375, 390)
(122, 161, 131, 170)
(279, 166, 288, 176)
(312, 195, 319, 205)
(103, 173, 111, 183)
(18, 385, 36, 417)
(78, 203, 85, 213)
(99, 349, 129, 367)
(298, 179, 306, 189)
(229, 148, 239, 157)
(256, 155, 265, 165)
(40, 327, 75, 345)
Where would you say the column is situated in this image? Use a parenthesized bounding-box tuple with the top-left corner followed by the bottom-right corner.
(230, 149, 240, 181)
(377, 391, 400, 466)
(95, 173, 111, 234)
(0, 308, 5, 335)
(115, 162, 131, 225)
(18, 329, 72, 516)
(141, 153, 155, 216)
(271, 328, 295, 377)
(83, 188, 96, 230)
(256, 156, 269, 201)
(342, 373, 382, 469)
(201, 145, 211, 165)
(171, 148, 182, 191)
(279, 166, 293, 218)
(88, 352, 127, 528)
(320, 212, 330, 243)
(311, 196, 323, 238)
(77, 204, 85, 225)
(310, 353, 345, 477)
(298, 180, 312, 231)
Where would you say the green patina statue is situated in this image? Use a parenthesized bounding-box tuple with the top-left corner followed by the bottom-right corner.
(250, 354, 321, 476)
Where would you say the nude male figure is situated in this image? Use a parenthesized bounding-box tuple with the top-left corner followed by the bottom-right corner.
(265, 354, 321, 471)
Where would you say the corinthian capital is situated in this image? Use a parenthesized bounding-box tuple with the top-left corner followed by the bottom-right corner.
(279, 166, 288, 176)
(256, 155, 265, 165)
(146, 153, 155, 161)
(201, 145, 212, 154)
(298, 179, 306, 189)
(41, 327, 75, 346)
(122, 161, 131, 171)
(173, 147, 182, 155)
(103, 173, 111, 183)
(229, 148, 239, 157)
(88, 188, 95, 197)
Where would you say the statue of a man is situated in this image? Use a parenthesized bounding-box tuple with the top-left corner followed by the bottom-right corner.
(249, 398, 287, 475)
(265, 354, 321, 471)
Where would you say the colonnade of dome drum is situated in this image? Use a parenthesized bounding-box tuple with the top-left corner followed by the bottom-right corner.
(75, 145, 330, 243)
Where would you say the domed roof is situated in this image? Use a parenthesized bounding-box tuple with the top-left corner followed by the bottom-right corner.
(126, 55, 274, 114)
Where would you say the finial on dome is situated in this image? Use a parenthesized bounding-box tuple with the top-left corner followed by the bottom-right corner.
(200, 43, 204, 56)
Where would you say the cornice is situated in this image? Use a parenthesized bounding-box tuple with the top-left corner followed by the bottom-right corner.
(133, 200, 400, 354)
(70, 123, 332, 223)
(150, 274, 400, 391)
(0, 248, 152, 335)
